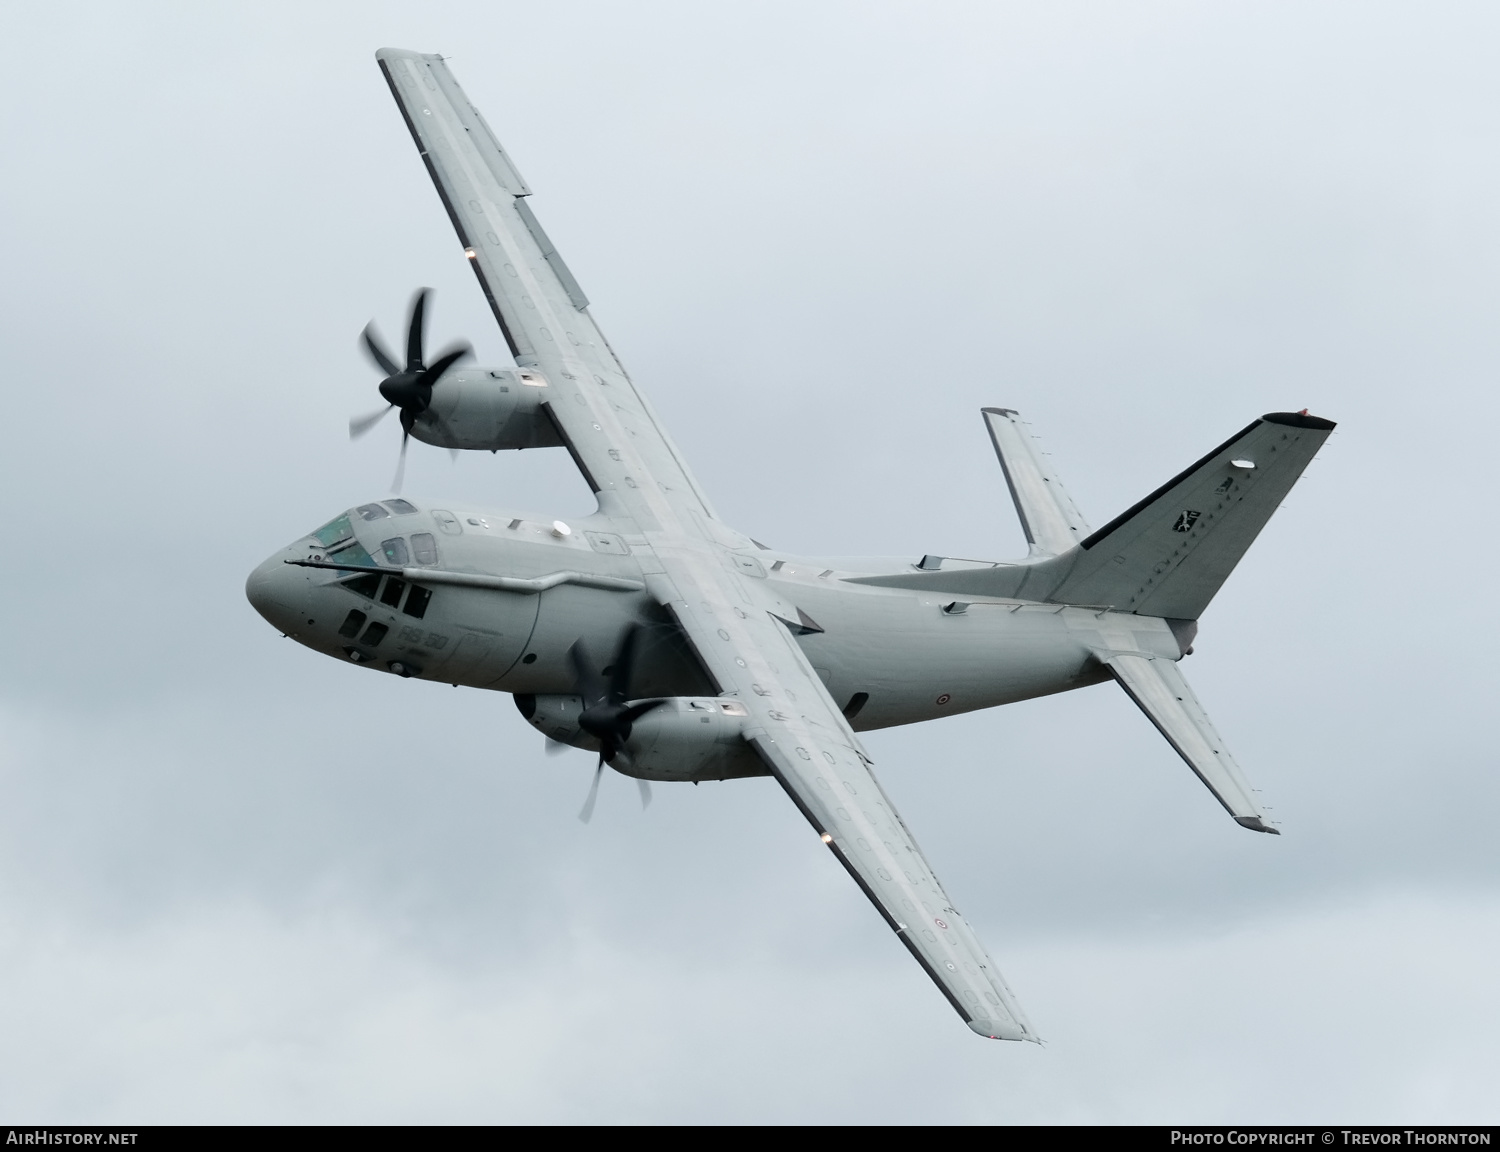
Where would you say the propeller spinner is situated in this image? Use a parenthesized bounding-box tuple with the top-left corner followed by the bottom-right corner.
(350, 289, 471, 491)
(568, 626, 665, 822)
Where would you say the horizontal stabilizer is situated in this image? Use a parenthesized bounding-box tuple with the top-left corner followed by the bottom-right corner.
(983, 408, 1090, 556)
(1103, 652, 1275, 833)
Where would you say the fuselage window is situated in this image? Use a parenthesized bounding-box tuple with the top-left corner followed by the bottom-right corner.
(384, 498, 418, 515)
(380, 577, 407, 608)
(381, 537, 409, 566)
(403, 585, 432, 619)
(360, 622, 388, 646)
(342, 573, 382, 600)
(311, 514, 354, 548)
(356, 503, 390, 521)
(338, 609, 367, 639)
(411, 532, 438, 565)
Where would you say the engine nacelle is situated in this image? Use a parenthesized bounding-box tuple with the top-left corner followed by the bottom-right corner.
(516, 694, 769, 782)
(409, 367, 565, 452)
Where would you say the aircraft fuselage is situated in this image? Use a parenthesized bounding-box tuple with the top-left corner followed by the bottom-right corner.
(246, 498, 1187, 733)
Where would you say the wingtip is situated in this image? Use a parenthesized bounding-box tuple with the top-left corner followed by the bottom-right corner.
(967, 1017, 1037, 1042)
(1235, 815, 1281, 835)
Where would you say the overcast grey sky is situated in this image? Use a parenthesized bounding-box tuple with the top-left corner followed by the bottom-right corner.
(1, 0, 1497, 1124)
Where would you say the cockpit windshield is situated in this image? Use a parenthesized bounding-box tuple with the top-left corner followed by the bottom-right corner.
(309, 511, 376, 567)
(310, 514, 354, 548)
(331, 539, 376, 567)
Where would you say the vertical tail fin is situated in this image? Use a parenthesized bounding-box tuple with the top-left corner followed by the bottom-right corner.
(1049, 412, 1335, 619)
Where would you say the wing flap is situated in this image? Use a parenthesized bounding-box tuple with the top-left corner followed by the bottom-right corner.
(514, 197, 589, 310)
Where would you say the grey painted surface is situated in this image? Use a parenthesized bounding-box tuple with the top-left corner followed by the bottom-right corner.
(245, 49, 1336, 1042)
(4, 1, 1498, 1123)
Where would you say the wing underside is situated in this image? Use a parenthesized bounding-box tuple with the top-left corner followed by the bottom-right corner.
(644, 559, 1038, 1042)
(375, 47, 719, 521)
(378, 47, 1036, 1039)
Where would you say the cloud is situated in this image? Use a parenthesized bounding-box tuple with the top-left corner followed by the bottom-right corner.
(2, 868, 1494, 1122)
(2, 0, 1498, 1123)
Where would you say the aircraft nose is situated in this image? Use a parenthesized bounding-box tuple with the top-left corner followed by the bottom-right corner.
(245, 549, 310, 634)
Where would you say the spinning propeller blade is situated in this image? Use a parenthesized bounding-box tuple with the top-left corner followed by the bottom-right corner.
(361, 324, 400, 377)
(349, 406, 394, 440)
(578, 763, 604, 824)
(351, 290, 471, 482)
(568, 626, 665, 819)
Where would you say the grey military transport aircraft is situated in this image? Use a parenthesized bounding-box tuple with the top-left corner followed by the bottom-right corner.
(245, 48, 1336, 1041)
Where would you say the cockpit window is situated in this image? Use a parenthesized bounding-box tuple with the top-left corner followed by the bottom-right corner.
(381, 537, 409, 566)
(329, 539, 375, 568)
(384, 499, 418, 515)
(380, 577, 407, 607)
(341, 573, 382, 600)
(411, 532, 438, 566)
(403, 585, 432, 619)
(360, 622, 388, 646)
(356, 503, 389, 521)
(338, 609, 367, 638)
(311, 514, 354, 548)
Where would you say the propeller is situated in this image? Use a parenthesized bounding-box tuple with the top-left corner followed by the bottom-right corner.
(568, 626, 664, 822)
(351, 289, 471, 491)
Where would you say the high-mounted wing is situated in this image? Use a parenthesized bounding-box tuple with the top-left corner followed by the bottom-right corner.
(376, 48, 719, 523)
(640, 552, 1037, 1041)
(377, 48, 1036, 1039)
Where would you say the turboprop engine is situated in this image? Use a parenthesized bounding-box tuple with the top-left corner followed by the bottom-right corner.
(406, 365, 565, 451)
(516, 693, 767, 782)
(349, 289, 565, 488)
